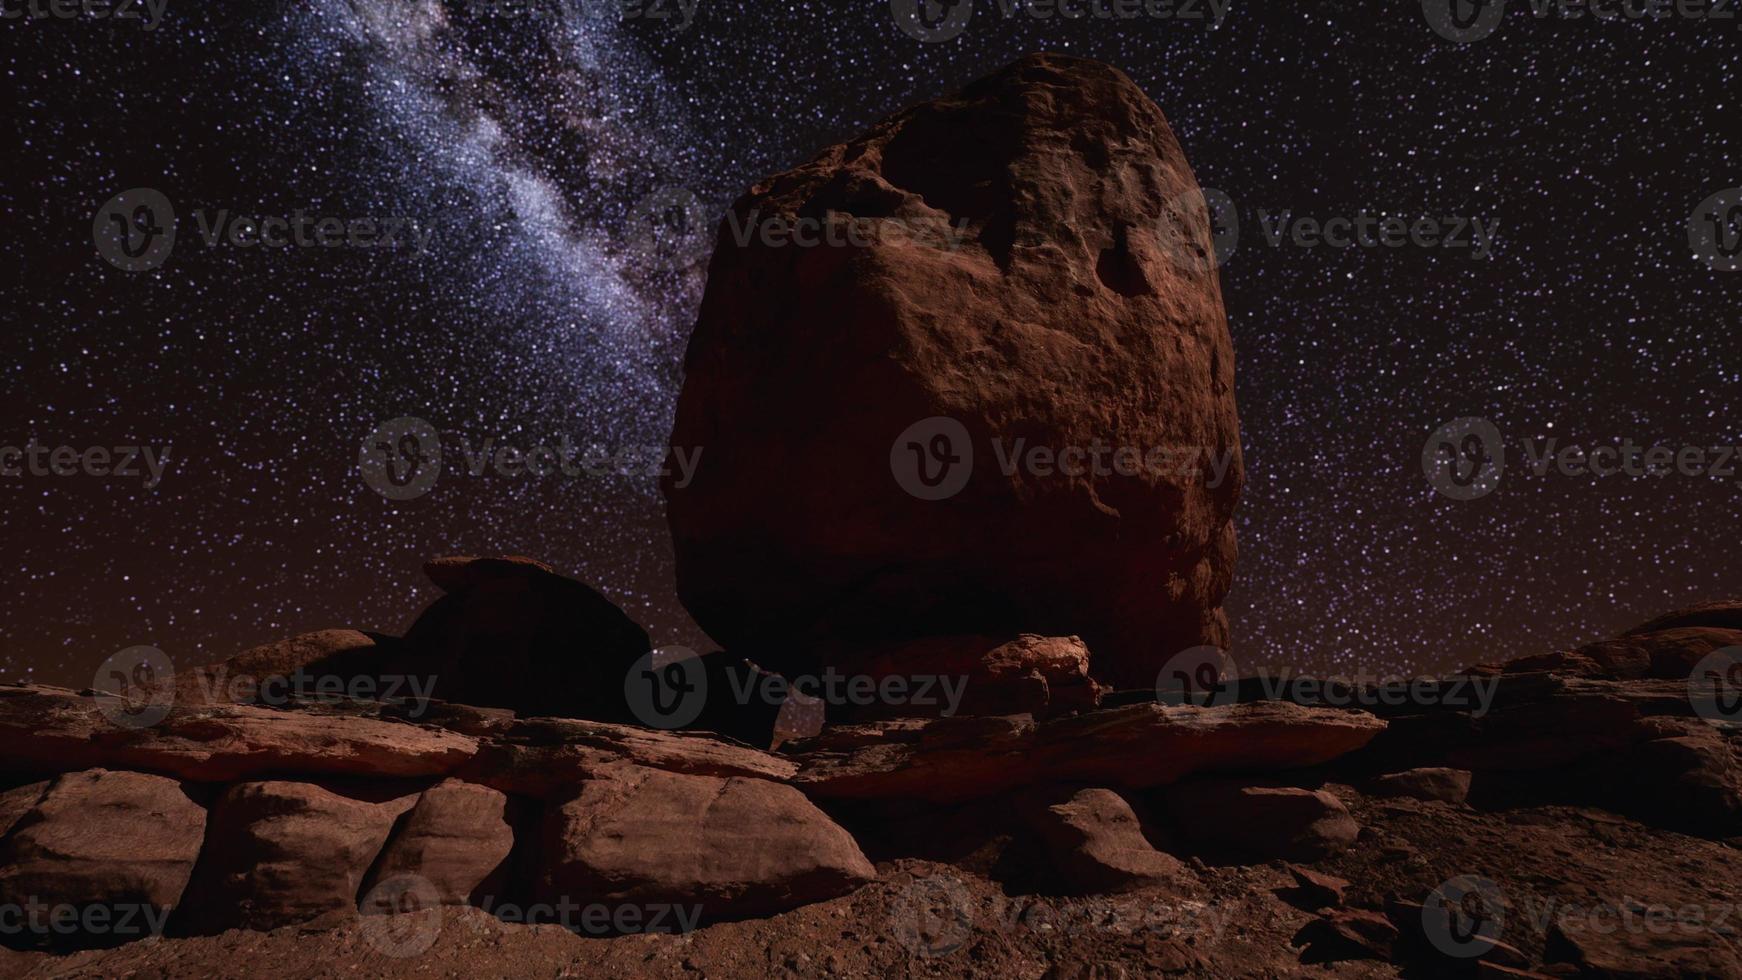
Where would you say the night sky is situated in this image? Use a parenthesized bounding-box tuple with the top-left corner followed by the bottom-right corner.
(4, 0, 1739, 690)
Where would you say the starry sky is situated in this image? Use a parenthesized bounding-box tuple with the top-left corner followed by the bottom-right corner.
(4, 0, 1739, 690)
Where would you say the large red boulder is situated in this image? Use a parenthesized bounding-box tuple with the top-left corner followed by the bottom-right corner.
(663, 53, 1243, 688)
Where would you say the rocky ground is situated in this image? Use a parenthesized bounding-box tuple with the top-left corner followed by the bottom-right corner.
(5, 789, 1736, 979)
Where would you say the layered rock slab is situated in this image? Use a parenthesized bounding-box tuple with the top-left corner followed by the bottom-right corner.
(792, 700, 1385, 804)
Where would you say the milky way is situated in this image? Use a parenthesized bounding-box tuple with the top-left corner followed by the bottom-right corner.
(4, 0, 1740, 689)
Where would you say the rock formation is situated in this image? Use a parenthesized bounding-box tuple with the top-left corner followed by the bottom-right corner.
(663, 53, 1243, 689)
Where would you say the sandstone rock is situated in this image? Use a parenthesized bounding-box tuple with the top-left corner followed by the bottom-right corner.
(1503, 627, 1742, 681)
(537, 764, 876, 922)
(793, 701, 1385, 804)
(0, 769, 205, 950)
(403, 556, 651, 722)
(176, 629, 390, 707)
(1624, 598, 1742, 637)
(0, 685, 477, 783)
(1161, 782, 1358, 862)
(177, 781, 416, 934)
(664, 53, 1243, 690)
(1282, 863, 1349, 910)
(460, 716, 796, 799)
(1293, 908, 1397, 963)
(1545, 913, 1742, 978)
(1023, 787, 1181, 894)
(0, 780, 47, 839)
(1370, 767, 1473, 804)
(361, 779, 515, 906)
(841, 634, 1102, 721)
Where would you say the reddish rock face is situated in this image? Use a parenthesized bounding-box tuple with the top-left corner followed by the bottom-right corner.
(175, 781, 416, 934)
(360, 779, 515, 907)
(664, 53, 1243, 689)
(1022, 787, 1182, 894)
(1370, 767, 1472, 804)
(0, 769, 206, 951)
(1160, 782, 1359, 862)
(536, 763, 877, 923)
(842, 634, 1103, 721)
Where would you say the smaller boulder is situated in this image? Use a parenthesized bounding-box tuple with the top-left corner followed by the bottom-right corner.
(0, 769, 206, 950)
(176, 781, 416, 934)
(1023, 787, 1182, 894)
(537, 763, 876, 924)
(1371, 768, 1473, 805)
(403, 556, 652, 722)
(838, 634, 1103, 721)
(1282, 863, 1349, 910)
(1162, 781, 1359, 862)
(360, 778, 515, 906)
(1293, 908, 1398, 963)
